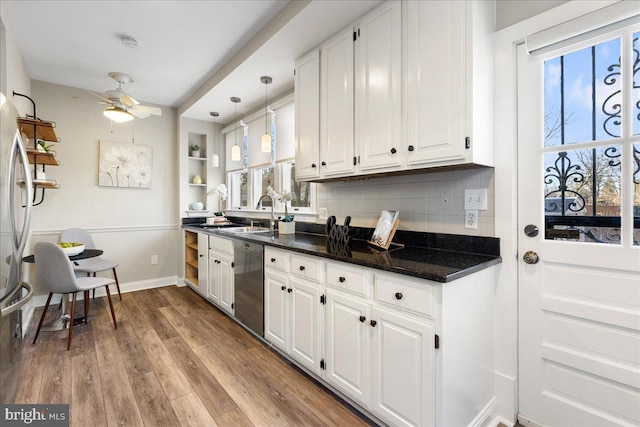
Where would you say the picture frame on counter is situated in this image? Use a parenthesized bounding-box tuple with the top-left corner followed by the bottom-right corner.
(369, 210, 399, 250)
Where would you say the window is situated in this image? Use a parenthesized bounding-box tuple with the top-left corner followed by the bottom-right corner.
(282, 161, 312, 209)
(228, 171, 248, 209)
(542, 31, 639, 245)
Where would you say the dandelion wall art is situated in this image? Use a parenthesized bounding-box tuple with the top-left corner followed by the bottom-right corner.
(99, 140, 153, 189)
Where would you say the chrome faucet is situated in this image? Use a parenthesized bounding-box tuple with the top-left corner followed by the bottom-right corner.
(256, 194, 275, 235)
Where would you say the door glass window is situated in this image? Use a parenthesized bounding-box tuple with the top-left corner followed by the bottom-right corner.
(543, 31, 639, 244)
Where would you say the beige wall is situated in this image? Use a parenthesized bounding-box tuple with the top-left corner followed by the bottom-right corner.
(0, 4, 31, 114)
(496, 0, 568, 30)
(24, 80, 179, 297)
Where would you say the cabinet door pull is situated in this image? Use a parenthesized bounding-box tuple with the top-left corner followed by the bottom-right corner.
(271, 258, 276, 263)
(311, 163, 317, 168)
(395, 292, 403, 300)
(359, 315, 366, 323)
(199, 254, 204, 258)
(370, 320, 377, 327)
(339, 276, 346, 283)
(408, 145, 415, 152)
(321, 161, 326, 166)
(390, 147, 397, 154)
(299, 265, 305, 271)
(287, 288, 293, 293)
(281, 285, 286, 291)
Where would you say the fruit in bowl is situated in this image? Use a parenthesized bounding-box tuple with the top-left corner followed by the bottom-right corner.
(57, 242, 85, 256)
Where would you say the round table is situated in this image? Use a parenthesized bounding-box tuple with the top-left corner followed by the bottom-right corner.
(23, 248, 104, 331)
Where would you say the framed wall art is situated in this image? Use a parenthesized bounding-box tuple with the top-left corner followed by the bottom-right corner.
(99, 140, 152, 189)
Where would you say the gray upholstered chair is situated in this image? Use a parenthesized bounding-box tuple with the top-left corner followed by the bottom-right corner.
(32, 242, 117, 350)
(59, 228, 121, 300)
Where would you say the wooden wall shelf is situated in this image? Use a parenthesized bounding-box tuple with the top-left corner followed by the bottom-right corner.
(25, 149, 60, 166)
(17, 118, 59, 142)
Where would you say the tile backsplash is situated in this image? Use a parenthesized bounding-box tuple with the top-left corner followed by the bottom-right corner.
(316, 168, 495, 236)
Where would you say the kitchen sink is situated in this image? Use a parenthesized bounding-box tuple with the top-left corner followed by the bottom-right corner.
(219, 226, 271, 234)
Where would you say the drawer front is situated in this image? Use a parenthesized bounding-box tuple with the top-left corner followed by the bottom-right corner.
(326, 261, 370, 298)
(374, 273, 435, 318)
(290, 253, 323, 283)
(265, 247, 290, 272)
(209, 235, 233, 255)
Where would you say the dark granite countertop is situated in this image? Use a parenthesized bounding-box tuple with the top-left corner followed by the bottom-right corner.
(182, 220, 501, 283)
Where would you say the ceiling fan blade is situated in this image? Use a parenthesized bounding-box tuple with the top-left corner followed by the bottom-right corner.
(87, 90, 111, 103)
(120, 94, 139, 107)
(131, 104, 162, 116)
(128, 109, 150, 119)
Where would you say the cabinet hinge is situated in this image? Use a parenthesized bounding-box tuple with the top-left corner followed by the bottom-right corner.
(231, 303, 234, 309)
(353, 31, 357, 42)
(320, 294, 326, 305)
(465, 137, 471, 149)
(435, 334, 440, 349)
(231, 262, 235, 268)
(357, 155, 360, 164)
(320, 359, 325, 370)
(353, 156, 357, 166)
(293, 69, 296, 76)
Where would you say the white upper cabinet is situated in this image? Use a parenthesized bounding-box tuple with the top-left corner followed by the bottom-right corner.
(355, 0, 402, 172)
(294, 49, 321, 180)
(404, 0, 494, 168)
(320, 27, 355, 178)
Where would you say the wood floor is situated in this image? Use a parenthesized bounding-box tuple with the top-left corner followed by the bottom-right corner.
(16, 286, 372, 427)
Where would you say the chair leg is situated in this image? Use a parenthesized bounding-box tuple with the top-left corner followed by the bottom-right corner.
(33, 293, 53, 345)
(67, 293, 77, 351)
(105, 286, 117, 329)
(84, 291, 89, 324)
(112, 268, 122, 301)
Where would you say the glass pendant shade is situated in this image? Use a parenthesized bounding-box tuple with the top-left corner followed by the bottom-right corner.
(210, 111, 220, 168)
(261, 133, 271, 152)
(211, 154, 220, 167)
(103, 106, 133, 123)
(231, 144, 241, 161)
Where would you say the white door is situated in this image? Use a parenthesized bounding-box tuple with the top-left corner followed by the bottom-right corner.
(320, 27, 355, 178)
(217, 252, 234, 315)
(264, 270, 289, 352)
(355, 0, 402, 172)
(517, 26, 640, 427)
(197, 234, 209, 289)
(289, 277, 322, 375)
(324, 289, 370, 406)
(208, 250, 219, 303)
(371, 306, 435, 427)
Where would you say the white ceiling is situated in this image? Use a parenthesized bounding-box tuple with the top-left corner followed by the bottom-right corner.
(3, 0, 383, 124)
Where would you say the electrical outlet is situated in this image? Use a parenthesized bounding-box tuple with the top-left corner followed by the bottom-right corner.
(465, 210, 479, 229)
(464, 189, 488, 210)
(441, 190, 452, 210)
(319, 208, 328, 221)
(151, 254, 158, 265)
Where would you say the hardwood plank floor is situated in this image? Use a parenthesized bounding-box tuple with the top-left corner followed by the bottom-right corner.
(16, 286, 373, 427)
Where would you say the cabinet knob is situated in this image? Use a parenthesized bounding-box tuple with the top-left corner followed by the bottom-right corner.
(321, 161, 326, 166)
(370, 320, 377, 327)
(339, 276, 346, 283)
(311, 163, 317, 168)
(299, 265, 305, 271)
(390, 147, 397, 154)
(395, 292, 403, 300)
(359, 315, 366, 323)
(271, 258, 276, 263)
(408, 145, 415, 152)
(281, 285, 286, 291)
(287, 288, 293, 293)
(199, 254, 204, 258)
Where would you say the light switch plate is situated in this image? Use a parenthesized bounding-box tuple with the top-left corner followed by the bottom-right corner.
(464, 189, 488, 210)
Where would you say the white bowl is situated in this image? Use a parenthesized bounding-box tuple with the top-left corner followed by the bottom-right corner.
(59, 244, 85, 256)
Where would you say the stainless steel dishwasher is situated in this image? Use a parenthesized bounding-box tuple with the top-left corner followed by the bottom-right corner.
(232, 240, 264, 337)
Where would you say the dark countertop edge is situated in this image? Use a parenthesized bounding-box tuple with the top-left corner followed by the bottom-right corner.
(183, 225, 502, 283)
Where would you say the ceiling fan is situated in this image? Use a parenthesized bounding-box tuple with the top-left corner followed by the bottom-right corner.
(90, 72, 162, 122)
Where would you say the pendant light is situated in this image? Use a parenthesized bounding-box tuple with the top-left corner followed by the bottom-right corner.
(230, 97, 241, 162)
(260, 76, 272, 152)
(209, 112, 220, 167)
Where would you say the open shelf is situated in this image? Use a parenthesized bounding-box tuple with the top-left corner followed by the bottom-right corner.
(188, 156, 207, 161)
(17, 118, 59, 142)
(25, 149, 59, 166)
(18, 180, 60, 189)
(186, 242, 198, 250)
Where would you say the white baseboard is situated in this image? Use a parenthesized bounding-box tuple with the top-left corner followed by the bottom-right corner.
(489, 416, 515, 427)
(495, 370, 518, 425)
(22, 275, 178, 335)
(469, 396, 498, 427)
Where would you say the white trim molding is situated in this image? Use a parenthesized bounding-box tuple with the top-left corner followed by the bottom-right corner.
(469, 397, 498, 427)
(29, 224, 179, 236)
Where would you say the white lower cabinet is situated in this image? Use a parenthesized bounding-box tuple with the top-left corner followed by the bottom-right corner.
(371, 305, 435, 427)
(208, 236, 234, 316)
(264, 249, 323, 376)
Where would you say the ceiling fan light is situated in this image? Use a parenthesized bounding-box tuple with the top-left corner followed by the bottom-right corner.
(231, 144, 241, 162)
(261, 133, 271, 152)
(104, 106, 133, 123)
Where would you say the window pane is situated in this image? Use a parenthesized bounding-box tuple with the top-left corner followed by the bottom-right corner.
(634, 143, 640, 245)
(634, 32, 640, 136)
(544, 146, 621, 244)
(258, 166, 274, 206)
(289, 164, 311, 208)
(544, 38, 621, 147)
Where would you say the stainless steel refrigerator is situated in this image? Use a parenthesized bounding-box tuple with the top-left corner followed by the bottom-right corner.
(0, 92, 34, 404)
